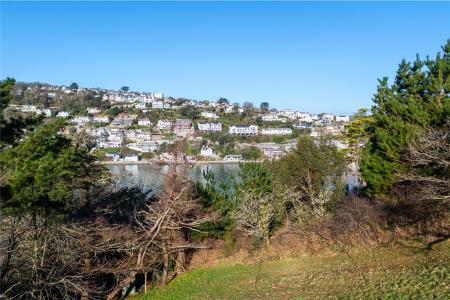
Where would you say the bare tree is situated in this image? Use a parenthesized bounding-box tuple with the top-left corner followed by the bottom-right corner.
(136, 144, 217, 286)
(232, 189, 274, 245)
(1, 141, 216, 300)
(399, 123, 449, 203)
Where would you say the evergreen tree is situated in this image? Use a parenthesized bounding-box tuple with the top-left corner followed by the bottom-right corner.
(361, 40, 450, 195)
(0, 120, 104, 216)
(260, 102, 270, 112)
(0, 78, 42, 149)
(69, 82, 79, 90)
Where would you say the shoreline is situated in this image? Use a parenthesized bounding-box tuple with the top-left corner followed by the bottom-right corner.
(96, 159, 257, 166)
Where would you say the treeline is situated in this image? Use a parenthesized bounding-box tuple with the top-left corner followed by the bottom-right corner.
(0, 40, 449, 299)
(12, 82, 111, 114)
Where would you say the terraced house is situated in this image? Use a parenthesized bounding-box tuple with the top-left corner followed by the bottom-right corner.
(197, 122, 222, 132)
(229, 124, 259, 135)
(261, 128, 292, 135)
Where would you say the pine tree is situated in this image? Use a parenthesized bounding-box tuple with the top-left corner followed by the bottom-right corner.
(361, 40, 450, 195)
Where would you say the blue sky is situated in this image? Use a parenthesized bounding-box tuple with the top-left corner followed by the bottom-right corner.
(1, 2, 449, 114)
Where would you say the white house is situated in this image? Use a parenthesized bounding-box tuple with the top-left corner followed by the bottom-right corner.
(153, 93, 164, 99)
(127, 141, 159, 152)
(42, 108, 52, 117)
(20, 105, 38, 113)
(210, 123, 222, 131)
(294, 121, 312, 129)
(200, 146, 215, 157)
(298, 112, 312, 122)
(319, 113, 334, 124)
(200, 111, 219, 119)
(280, 109, 298, 120)
(197, 122, 210, 131)
(335, 115, 350, 123)
(136, 132, 152, 140)
(197, 122, 222, 132)
(152, 101, 164, 109)
(108, 129, 124, 139)
(137, 119, 152, 126)
(70, 116, 91, 126)
(56, 111, 70, 118)
(93, 115, 110, 123)
(89, 127, 108, 137)
(135, 102, 147, 110)
(157, 119, 172, 130)
(229, 125, 259, 136)
(98, 140, 122, 148)
(223, 155, 243, 161)
(87, 107, 101, 114)
(261, 128, 292, 136)
(261, 114, 279, 122)
(124, 154, 140, 162)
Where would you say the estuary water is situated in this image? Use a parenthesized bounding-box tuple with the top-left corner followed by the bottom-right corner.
(107, 162, 359, 193)
(107, 163, 241, 191)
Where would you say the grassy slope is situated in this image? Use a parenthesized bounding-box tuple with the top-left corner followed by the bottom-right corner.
(135, 240, 450, 300)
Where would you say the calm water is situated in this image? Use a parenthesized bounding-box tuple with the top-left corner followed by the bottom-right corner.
(108, 163, 359, 192)
(108, 163, 240, 191)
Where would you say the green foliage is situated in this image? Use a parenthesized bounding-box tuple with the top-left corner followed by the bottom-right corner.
(196, 167, 234, 237)
(106, 106, 123, 117)
(0, 78, 14, 118)
(275, 136, 346, 191)
(273, 135, 346, 219)
(361, 40, 450, 195)
(342, 108, 374, 163)
(235, 163, 273, 197)
(217, 97, 229, 105)
(260, 101, 269, 112)
(241, 146, 262, 160)
(231, 163, 287, 243)
(0, 119, 104, 216)
(0, 78, 16, 145)
(180, 105, 199, 120)
(69, 82, 79, 90)
(0, 78, 42, 148)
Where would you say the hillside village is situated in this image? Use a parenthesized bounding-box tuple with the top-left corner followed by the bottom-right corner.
(8, 82, 351, 162)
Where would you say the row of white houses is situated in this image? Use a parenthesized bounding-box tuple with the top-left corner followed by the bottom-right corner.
(197, 122, 222, 132)
(198, 123, 293, 136)
(229, 125, 293, 136)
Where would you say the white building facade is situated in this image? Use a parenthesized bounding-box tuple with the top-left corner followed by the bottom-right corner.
(197, 122, 222, 132)
(261, 128, 292, 135)
(229, 125, 259, 135)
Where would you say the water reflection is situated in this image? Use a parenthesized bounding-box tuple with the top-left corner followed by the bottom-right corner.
(108, 163, 241, 191)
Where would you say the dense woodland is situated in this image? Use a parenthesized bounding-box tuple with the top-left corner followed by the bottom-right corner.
(0, 41, 449, 299)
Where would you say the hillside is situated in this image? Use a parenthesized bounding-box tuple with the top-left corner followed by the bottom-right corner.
(134, 240, 450, 300)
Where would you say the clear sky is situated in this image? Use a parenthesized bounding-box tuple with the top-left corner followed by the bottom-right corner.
(1, 1, 449, 114)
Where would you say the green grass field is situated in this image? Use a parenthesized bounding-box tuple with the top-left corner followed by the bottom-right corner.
(133, 240, 450, 300)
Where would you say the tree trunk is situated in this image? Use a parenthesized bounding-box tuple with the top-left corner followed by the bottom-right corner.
(80, 256, 91, 300)
(175, 250, 185, 274)
(144, 272, 148, 293)
(161, 246, 169, 285)
(106, 270, 139, 300)
(107, 248, 144, 300)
